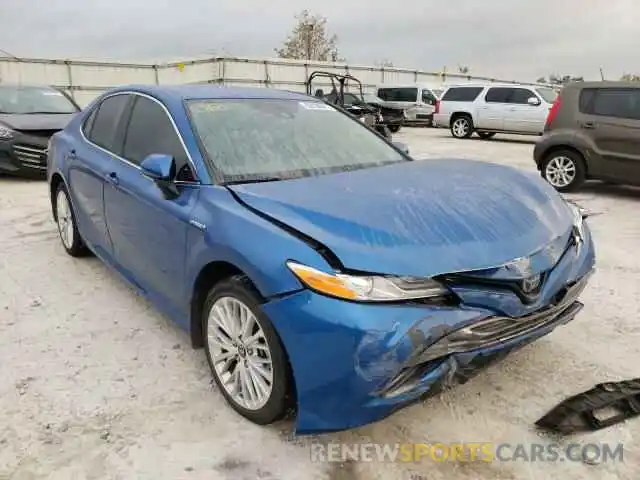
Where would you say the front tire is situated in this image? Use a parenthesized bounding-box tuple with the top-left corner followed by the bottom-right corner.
(541, 150, 586, 192)
(54, 183, 90, 257)
(388, 125, 401, 133)
(450, 115, 473, 139)
(203, 277, 293, 425)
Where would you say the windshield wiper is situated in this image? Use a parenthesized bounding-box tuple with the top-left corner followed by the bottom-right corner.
(22, 111, 74, 115)
(222, 177, 283, 186)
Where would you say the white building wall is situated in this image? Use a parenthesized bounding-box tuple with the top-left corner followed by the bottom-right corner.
(0, 55, 544, 107)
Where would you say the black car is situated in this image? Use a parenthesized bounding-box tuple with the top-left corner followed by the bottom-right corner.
(0, 84, 80, 178)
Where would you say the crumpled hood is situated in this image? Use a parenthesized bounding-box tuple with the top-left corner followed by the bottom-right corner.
(0, 113, 77, 131)
(229, 159, 574, 277)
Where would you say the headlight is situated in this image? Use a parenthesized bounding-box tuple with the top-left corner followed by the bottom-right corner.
(286, 261, 449, 302)
(0, 125, 15, 140)
(566, 200, 587, 246)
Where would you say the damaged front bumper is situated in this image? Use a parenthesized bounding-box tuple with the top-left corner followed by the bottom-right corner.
(262, 225, 595, 435)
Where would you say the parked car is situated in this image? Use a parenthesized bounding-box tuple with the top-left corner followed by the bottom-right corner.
(534, 81, 640, 191)
(48, 85, 595, 434)
(375, 84, 440, 126)
(434, 84, 558, 139)
(0, 84, 80, 178)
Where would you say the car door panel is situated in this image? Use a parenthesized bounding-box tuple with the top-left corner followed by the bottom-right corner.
(477, 87, 506, 130)
(582, 117, 640, 180)
(66, 94, 131, 257)
(67, 145, 115, 257)
(102, 94, 198, 318)
(104, 162, 198, 316)
(578, 88, 640, 181)
(502, 88, 545, 134)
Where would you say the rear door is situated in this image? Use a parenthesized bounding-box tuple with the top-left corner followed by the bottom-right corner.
(577, 87, 640, 181)
(417, 88, 437, 119)
(502, 87, 548, 133)
(68, 93, 132, 258)
(477, 87, 509, 130)
(103, 94, 200, 318)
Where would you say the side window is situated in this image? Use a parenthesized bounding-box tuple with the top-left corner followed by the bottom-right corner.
(508, 88, 537, 105)
(421, 89, 436, 105)
(123, 96, 196, 181)
(82, 107, 98, 138)
(377, 88, 418, 102)
(588, 88, 640, 120)
(441, 87, 484, 102)
(377, 88, 390, 101)
(485, 87, 510, 103)
(89, 94, 131, 155)
(579, 88, 597, 114)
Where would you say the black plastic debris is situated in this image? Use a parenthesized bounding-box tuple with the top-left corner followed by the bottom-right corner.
(535, 378, 640, 434)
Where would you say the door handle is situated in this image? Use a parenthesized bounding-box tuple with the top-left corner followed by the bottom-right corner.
(106, 171, 119, 186)
(582, 121, 596, 129)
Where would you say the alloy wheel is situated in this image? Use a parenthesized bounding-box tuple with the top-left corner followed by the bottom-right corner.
(545, 156, 576, 188)
(56, 189, 75, 250)
(206, 296, 274, 410)
(452, 118, 470, 138)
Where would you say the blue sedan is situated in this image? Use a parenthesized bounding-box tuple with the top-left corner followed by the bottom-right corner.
(47, 85, 595, 434)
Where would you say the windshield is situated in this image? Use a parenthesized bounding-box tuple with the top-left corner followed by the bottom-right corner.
(187, 99, 407, 183)
(0, 85, 79, 114)
(535, 87, 558, 104)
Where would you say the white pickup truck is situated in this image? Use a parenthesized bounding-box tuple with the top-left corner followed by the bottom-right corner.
(433, 84, 558, 139)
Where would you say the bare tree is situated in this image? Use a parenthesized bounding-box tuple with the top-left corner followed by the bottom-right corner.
(620, 73, 640, 82)
(544, 74, 584, 85)
(275, 10, 343, 62)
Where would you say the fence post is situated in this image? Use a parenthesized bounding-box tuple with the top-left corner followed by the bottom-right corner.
(64, 60, 76, 101)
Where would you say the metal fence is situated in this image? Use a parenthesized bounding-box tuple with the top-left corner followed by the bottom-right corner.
(0, 55, 546, 107)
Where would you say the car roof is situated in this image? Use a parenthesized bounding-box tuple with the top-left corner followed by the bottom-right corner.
(106, 84, 313, 103)
(444, 83, 545, 89)
(561, 80, 640, 90)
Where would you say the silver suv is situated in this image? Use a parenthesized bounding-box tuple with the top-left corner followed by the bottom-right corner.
(434, 84, 558, 139)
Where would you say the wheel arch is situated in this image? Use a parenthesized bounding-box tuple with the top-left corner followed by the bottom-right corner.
(449, 111, 473, 126)
(539, 145, 588, 175)
(49, 172, 65, 220)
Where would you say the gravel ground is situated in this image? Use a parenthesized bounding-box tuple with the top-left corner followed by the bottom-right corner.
(1, 128, 638, 480)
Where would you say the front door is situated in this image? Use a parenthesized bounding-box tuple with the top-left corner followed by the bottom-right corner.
(103, 94, 200, 318)
(502, 88, 548, 134)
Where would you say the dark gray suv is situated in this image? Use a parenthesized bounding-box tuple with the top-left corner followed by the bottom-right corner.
(534, 81, 640, 191)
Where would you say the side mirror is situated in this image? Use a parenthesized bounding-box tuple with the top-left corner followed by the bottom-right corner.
(392, 141, 410, 155)
(528, 96, 541, 106)
(141, 153, 176, 181)
(140, 153, 179, 197)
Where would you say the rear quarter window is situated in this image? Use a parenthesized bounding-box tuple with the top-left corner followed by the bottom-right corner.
(441, 87, 484, 102)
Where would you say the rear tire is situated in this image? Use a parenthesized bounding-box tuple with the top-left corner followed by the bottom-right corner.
(477, 132, 496, 140)
(450, 115, 473, 139)
(54, 183, 90, 257)
(388, 125, 401, 133)
(541, 149, 586, 192)
(203, 276, 293, 425)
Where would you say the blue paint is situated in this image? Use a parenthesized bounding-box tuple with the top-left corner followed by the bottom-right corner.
(48, 84, 596, 435)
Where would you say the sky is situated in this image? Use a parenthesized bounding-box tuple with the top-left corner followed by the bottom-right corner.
(1, 0, 638, 82)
